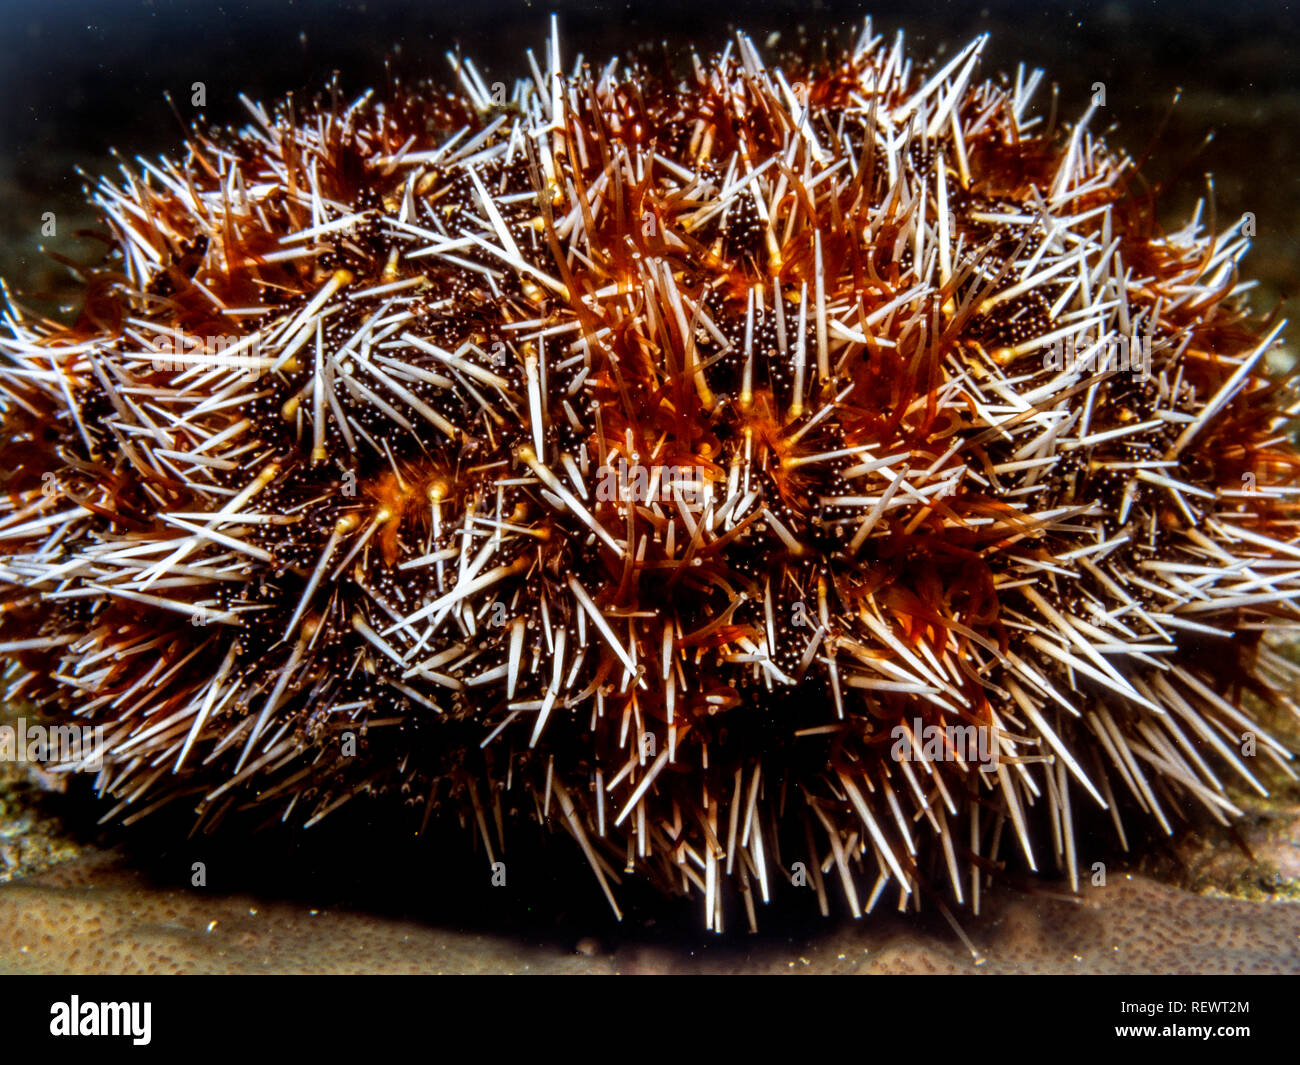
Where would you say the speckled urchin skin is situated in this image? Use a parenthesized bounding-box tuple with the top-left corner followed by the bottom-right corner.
(1, 20, 1298, 930)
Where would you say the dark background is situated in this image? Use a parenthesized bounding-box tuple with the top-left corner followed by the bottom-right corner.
(0, 0, 1296, 316)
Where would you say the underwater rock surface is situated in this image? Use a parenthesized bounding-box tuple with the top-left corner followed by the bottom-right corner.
(0, 853, 1296, 974)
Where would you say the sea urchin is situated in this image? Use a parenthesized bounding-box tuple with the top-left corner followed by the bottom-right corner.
(1, 18, 1298, 931)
